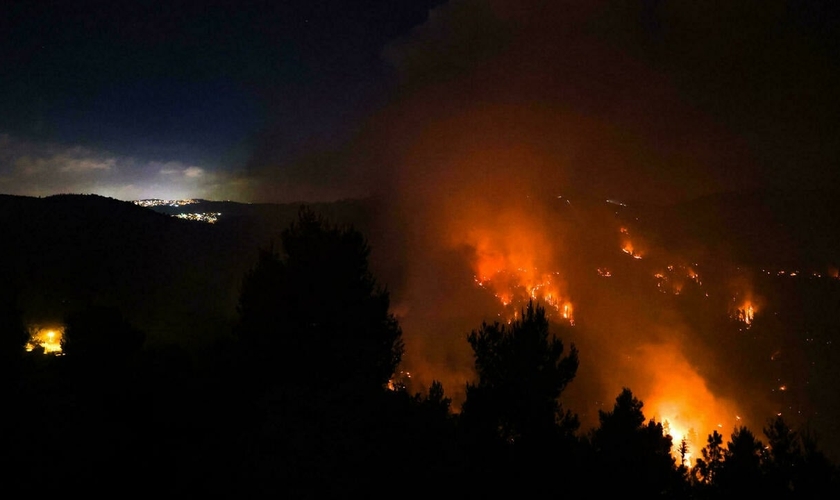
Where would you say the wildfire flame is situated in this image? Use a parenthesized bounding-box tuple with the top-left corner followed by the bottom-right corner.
(453, 203, 575, 324)
(732, 299, 757, 327)
(621, 241, 643, 259)
(640, 343, 740, 466)
(475, 268, 574, 324)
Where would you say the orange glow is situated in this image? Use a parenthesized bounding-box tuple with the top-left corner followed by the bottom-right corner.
(621, 240, 643, 259)
(452, 201, 574, 324)
(626, 343, 740, 465)
(474, 267, 574, 324)
(387, 370, 413, 391)
(25, 326, 64, 354)
(686, 267, 701, 285)
(728, 275, 761, 328)
(734, 299, 756, 326)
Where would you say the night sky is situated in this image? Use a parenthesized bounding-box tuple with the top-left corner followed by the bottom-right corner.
(1, 0, 441, 200)
(6, 0, 840, 464)
(2, 0, 838, 203)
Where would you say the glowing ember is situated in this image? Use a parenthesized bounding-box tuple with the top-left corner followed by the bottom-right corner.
(621, 241, 643, 259)
(475, 268, 574, 324)
(456, 207, 575, 325)
(736, 301, 755, 326)
(387, 370, 412, 391)
(686, 267, 701, 284)
(25, 326, 64, 354)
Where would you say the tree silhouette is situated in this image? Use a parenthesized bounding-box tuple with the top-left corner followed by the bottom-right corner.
(592, 388, 679, 495)
(694, 429, 725, 488)
(61, 304, 145, 375)
(678, 437, 690, 468)
(461, 300, 579, 448)
(236, 206, 403, 392)
(0, 286, 29, 390)
(717, 426, 767, 496)
(763, 415, 840, 496)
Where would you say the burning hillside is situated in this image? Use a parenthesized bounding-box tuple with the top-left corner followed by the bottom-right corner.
(380, 188, 840, 460)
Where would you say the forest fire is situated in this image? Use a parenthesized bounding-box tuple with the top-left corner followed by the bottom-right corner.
(653, 265, 702, 295)
(739, 302, 755, 325)
(731, 298, 757, 327)
(621, 241, 643, 259)
(475, 268, 574, 325)
(447, 198, 575, 325)
(25, 326, 64, 354)
(727, 273, 760, 328)
(637, 343, 740, 465)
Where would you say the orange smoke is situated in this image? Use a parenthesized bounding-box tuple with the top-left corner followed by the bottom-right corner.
(630, 343, 741, 462)
(620, 226, 644, 259)
(454, 202, 574, 325)
(732, 294, 760, 327)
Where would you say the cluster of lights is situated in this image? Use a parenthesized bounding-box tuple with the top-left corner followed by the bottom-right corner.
(133, 199, 199, 208)
(760, 268, 840, 280)
(175, 212, 222, 224)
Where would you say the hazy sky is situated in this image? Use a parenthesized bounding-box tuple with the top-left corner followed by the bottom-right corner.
(5, 0, 840, 457)
(1, 0, 838, 203)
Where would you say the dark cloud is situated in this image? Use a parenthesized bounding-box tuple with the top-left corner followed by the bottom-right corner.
(309, 0, 840, 442)
(246, 0, 839, 203)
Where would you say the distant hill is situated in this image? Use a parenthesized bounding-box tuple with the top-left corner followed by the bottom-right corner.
(2, 189, 840, 459)
(0, 194, 374, 347)
(632, 188, 840, 270)
(3, 189, 837, 345)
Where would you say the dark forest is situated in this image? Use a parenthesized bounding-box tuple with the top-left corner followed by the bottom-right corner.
(3, 194, 839, 498)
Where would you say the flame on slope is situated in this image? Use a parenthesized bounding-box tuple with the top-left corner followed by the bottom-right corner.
(462, 206, 574, 324)
(634, 343, 740, 465)
(731, 295, 760, 327)
(653, 264, 703, 295)
(619, 225, 647, 259)
(621, 240, 643, 259)
(727, 273, 762, 328)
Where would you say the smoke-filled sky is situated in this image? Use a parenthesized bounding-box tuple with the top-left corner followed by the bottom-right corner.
(2, 0, 839, 203)
(5, 0, 840, 457)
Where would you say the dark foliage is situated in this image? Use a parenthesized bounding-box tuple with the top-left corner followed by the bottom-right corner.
(461, 300, 579, 448)
(6, 201, 840, 497)
(716, 426, 767, 496)
(0, 285, 29, 389)
(236, 206, 403, 392)
(62, 304, 145, 370)
(592, 388, 682, 496)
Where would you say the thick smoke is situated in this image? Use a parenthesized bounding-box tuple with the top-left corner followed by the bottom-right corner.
(352, 0, 771, 437)
(252, 1, 839, 444)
